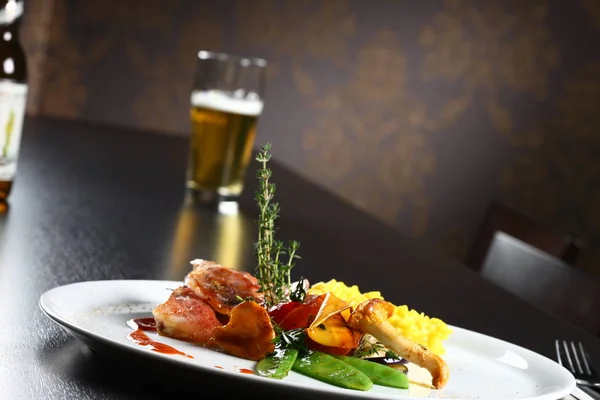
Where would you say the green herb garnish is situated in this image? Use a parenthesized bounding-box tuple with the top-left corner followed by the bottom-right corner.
(254, 143, 301, 308)
(353, 336, 385, 358)
(289, 277, 307, 302)
(272, 327, 308, 351)
(384, 349, 402, 361)
(353, 335, 402, 361)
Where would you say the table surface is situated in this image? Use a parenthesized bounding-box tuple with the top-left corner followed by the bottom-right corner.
(2, 116, 599, 400)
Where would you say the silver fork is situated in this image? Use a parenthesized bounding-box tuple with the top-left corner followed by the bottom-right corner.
(556, 339, 600, 388)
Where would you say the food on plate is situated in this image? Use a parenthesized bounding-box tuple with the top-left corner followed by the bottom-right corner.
(333, 355, 409, 389)
(212, 300, 275, 360)
(153, 260, 276, 361)
(292, 350, 374, 391)
(152, 286, 222, 344)
(308, 279, 452, 356)
(150, 259, 449, 389)
(347, 299, 449, 389)
(256, 347, 300, 379)
(185, 259, 263, 315)
(144, 144, 450, 391)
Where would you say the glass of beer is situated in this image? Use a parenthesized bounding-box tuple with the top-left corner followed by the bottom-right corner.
(187, 51, 267, 203)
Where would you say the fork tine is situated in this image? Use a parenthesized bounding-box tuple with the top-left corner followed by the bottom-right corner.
(578, 341, 593, 376)
(560, 339, 577, 374)
(570, 341, 585, 375)
(555, 339, 564, 366)
(556, 338, 600, 385)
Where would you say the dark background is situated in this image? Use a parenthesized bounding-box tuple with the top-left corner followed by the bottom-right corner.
(19, 0, 600, 275)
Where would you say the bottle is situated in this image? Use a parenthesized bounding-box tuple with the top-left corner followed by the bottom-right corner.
(0, 0, 26, 201)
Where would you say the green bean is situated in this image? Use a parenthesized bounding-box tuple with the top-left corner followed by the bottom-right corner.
(256, 347, 299, 379)
(335, 355, 409, 389)
(292, 350, 373, 391)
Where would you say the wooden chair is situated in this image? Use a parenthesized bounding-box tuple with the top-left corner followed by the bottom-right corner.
(467, 201, 584, 271)
(481, 232, 600, 335)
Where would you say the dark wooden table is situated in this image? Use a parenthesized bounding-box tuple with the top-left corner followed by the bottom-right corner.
(1, 116, 599, 399)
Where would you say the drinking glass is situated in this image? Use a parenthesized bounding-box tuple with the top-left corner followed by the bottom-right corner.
(187, 51, 267, 202)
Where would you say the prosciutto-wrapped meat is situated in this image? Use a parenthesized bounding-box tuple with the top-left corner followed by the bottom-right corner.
(152, 286, 222, 345)
(185, 259, 264, 315)
(152, 260, 275, 360)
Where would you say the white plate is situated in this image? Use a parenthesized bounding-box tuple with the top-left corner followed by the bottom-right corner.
(39, 280, 575, 400)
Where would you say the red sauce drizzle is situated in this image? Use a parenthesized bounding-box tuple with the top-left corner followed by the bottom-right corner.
(132, 317, 157, 332)
(215, 365, 224, 369)
(127, 329, 193, 359)
(238, 368, 254, 375)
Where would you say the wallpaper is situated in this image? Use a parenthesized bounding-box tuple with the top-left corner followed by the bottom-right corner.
(20, 0, 600, 274)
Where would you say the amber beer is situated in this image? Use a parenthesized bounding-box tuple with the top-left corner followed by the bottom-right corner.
(187, 90, 263, 198)
(0, 0, 27, 201)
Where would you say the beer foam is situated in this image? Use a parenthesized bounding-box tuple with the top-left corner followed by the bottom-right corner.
(191, 90, 264, 116)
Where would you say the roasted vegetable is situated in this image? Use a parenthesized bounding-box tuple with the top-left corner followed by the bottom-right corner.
(278, 293, 361, 353)
(348, 299, 449, 389)
(269, 301, 301, 324)
(278, 295, 322, 331)
(306, 293, 360, 351)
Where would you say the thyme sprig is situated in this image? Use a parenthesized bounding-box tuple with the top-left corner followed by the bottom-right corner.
(353, 334, 402, 361)
(254, 144, 301, 308)
(353, 336, 385, 358)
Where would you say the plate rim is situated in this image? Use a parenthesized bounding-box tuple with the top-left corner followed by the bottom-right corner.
(39, 279, 576, 400)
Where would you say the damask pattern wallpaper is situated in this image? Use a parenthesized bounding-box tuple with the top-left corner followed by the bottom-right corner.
(20, 0, 600, 273)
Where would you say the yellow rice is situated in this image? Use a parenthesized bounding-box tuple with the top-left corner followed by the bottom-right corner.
(307, 279, 452, 355)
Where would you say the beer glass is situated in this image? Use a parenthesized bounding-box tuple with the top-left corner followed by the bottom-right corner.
(187, 51, 267, 202)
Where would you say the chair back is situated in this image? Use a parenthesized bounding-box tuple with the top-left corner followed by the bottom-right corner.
(467, 201, 583, 270)
(481, 232, 600, 335)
